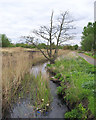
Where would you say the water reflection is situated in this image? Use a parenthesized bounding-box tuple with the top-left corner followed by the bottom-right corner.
(8, 62, 68, 118)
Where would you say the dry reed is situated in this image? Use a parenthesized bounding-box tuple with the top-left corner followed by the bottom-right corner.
(2, 47, 46, 113)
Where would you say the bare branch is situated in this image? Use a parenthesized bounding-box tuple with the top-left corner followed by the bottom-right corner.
(27, 11, 75, 63)
(33, 30, 49, 41)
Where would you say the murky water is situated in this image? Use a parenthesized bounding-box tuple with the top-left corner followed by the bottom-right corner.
(6, 62, 68, 118)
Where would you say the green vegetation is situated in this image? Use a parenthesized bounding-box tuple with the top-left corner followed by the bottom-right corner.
(0, 33, 79, 51)
(37, 43, 47, 49)
(84, 52, 96, 59)
(15, 43, 35, 48)
(65, 103, 87, 119)
(78, 51, 84, 53)
(0, 34, 11, 47)
(12, 73, 51, 111)
(63, 44, 78, 50)
(81, 22, 96, 51)
(54, 73, 61, 79)
(48, 56, 96, 119)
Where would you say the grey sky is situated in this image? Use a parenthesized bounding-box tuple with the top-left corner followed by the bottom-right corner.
(0, 0, 94, 45)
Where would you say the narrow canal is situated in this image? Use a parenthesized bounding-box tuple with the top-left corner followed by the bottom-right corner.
(6, 62, 68, 118)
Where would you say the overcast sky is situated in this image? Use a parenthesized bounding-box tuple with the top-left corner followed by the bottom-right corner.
(0, 0, 94, 45)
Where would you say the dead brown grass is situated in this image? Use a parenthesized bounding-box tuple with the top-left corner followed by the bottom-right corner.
(2, 47, 46, 112)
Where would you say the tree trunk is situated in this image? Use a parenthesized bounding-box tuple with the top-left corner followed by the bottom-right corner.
(50, 59, 55, 64)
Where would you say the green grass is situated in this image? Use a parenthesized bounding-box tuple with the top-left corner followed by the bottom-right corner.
(65, 103, 87, 119)
(49, 56, 96, 118)
(12, 73, 51, 111)
(84, 52, 96, 59)
(78, 51, 85, 53)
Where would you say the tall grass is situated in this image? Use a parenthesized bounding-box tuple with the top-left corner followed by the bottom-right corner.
(2, 47, 46, 113)
(0, 47, 2, 119)
(2, 47, 67, 114)
(15, 73, 51, 111)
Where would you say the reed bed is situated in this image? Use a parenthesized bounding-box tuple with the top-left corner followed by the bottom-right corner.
(1, 47, 68, 114)
(2, 48, 46, 113)
(17, 72, 51, 112)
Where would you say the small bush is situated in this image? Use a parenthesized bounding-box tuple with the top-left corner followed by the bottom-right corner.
(47, 64, 51, 67)
(73, 44, 78, 50)
(55, 73, 61, 79)
(65, 103, 87, 119)
(57, 86, 64, 95)
(59, 76, 64, 81)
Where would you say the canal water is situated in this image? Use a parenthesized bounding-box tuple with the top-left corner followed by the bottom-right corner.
(6, 62, 68, 118)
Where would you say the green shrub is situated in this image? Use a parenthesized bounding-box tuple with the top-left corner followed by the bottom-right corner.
(73, 44, 78, 50)
(65, 103, 87, 119)
(37, 43, 47, 49)
(9, 43, 16, 47)
(55, 73, 61, 79)
(57, 86, 64, 95)
(59, 76, 64, 81)
(47, 64, 51, 67)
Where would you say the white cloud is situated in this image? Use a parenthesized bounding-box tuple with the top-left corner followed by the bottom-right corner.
(0, 0, 94, 45)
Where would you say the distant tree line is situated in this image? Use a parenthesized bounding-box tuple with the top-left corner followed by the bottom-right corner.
(0, 34, 78, 50)
(1, 22, 95, 52)
(15, 43, 78, 50)
(81, 22, 96, 51)
(63, 44, 78, 50)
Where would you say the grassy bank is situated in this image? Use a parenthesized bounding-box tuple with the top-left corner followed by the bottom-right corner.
(47, 52, 96, 119)
(84, 52, 96, 59)
(78, 51, 96, 59)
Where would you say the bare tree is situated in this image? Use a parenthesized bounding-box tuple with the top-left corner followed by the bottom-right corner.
(24, 11, 75, 64)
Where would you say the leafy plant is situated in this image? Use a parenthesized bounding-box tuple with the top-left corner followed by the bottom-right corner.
(50, 56, 95, 117)
(55, 73, 61, 79)
(57, 86, 64, 95)
(59, 76, 64, 81)
(65, 103, 87, 119)
(47, 64, 51, 67)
